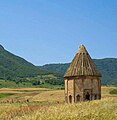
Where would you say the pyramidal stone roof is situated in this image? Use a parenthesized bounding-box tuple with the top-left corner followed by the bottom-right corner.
(64, 45, 101, 78)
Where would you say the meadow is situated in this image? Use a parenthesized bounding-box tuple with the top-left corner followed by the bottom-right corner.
(0, 86, 117, 120)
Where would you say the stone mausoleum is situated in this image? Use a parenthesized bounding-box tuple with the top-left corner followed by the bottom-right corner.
(64, 45, 101, 103)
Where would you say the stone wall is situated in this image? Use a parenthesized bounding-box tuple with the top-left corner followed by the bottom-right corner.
(64, 76, 101, 103)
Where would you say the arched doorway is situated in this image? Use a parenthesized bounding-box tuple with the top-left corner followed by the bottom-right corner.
(85, 92, 90, 100)
(76, 95, 80, 102)
(69, 95, 72, 103)
(94, 94, 97, 100)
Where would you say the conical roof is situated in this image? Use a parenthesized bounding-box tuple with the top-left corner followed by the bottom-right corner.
(64, 45, 101, 78)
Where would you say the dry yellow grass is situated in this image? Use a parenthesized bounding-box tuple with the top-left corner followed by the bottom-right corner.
(32, 90, 64, 103)
(101, 86, 117, 97)
(0, 88, 49, 93)
(3, 97, 117, 120)
(0, 86, 117, 120)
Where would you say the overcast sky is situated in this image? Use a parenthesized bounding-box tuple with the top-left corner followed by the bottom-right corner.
(0, 0, 117, 65)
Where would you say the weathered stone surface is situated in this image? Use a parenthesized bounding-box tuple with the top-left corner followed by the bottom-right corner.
(64, 45, 101, 103)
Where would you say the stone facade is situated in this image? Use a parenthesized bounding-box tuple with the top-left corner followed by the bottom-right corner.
(64, 76, 101, 103)
(64, 45, 101, 103)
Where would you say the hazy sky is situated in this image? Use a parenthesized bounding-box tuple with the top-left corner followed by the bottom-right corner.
(0, 0, 117, 65)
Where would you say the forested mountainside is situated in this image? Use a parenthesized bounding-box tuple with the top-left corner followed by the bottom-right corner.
(0, 45, 49, 80)
(0, 44, 117, 87)
(39, 58, 117, 86)
(0, 45, 63, 88)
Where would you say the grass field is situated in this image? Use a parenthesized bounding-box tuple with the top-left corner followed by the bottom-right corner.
(0, 86, 117, 120)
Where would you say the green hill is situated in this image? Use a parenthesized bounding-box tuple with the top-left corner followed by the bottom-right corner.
(0, 45, 63, 88)
(0, 44, 117, 87)
(39, 58, 117, 86)
(0, 45, 50, 80)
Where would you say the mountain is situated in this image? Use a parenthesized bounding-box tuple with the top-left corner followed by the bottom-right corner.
(0, 44, 117, 87)
(39, 58, 117, 86)
(0, 45, 49, 80)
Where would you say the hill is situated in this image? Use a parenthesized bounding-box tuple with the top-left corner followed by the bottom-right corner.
(0, 45, 49, 80)
(0, 45, 63, 88)
(0, 44, 117, 87)
(39, 58, 117, 86)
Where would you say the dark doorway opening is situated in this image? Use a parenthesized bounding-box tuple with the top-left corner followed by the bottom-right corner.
(85, 92, 90, 100)
(94, 94, 97, 100)
(69, 95, 72, 103)
(76, 95, 80, 102)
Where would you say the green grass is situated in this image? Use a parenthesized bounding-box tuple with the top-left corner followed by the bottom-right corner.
(0, 73, 64, 89)
(0, 80, 34, 88)
(0, 93, 14, 98)
(38, 83, 64, 89)
(0, 80, 63, 89)
(110, 89, 117, 94)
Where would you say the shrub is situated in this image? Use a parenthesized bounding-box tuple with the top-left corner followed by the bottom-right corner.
(110, 89, 117, 94)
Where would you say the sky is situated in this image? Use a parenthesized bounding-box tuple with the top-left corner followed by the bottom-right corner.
(0, 0, 117, 65)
